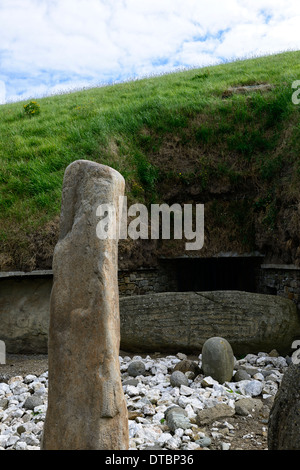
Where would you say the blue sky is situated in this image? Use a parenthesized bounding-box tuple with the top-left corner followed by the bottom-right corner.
(0, 0, 299, 104)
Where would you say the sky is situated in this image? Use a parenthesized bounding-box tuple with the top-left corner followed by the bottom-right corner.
(0, 0, 300, 104)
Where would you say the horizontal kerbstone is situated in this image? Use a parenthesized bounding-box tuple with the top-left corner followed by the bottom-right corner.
(2, 288, 300, 356)
(119, 291, 300, 356)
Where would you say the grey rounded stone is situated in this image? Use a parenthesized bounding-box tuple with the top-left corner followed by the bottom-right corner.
(196, 436, 212, 448)
(244, 380, 262, 397)
(170, 370, 189, 388)
(127, 360, 146, 377)
(165, 406, 191, 432)
(201, 336, 234, 384)
(23, 394, 43, 410)
(17, 425, 26, 435)
(234, 369, 251, 382)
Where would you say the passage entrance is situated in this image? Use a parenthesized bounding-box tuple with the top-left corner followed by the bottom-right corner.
(165, 256, 263, 293)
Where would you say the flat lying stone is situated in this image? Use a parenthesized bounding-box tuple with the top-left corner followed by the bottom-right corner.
(235, 398, 263, 416)
(119, 291, 300, 355)
(196, 404, 235, 426)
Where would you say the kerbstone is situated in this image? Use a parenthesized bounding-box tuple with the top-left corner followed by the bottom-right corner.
(119, 291, 300, 355)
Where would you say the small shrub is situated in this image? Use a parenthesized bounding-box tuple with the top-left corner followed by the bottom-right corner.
(23, 101, 40, 117)
(191, 71, 210, 80)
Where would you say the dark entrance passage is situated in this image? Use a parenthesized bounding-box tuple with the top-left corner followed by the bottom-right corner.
(164, 256, 263, 293)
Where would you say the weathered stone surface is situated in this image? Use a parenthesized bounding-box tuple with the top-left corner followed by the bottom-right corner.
(233, 369, 251, 382)
(2, 288, 300, 356)
(268, 364, 300, 450)
(201, 337, 234, 384)
(127, 360, 146, 377)
(41, 160, 128, 450)
(0, 276, 52, 353)
(165, 406, 191, 431)
(119, 291, 300, 355)
(23, 394, 43, 411)
(173, 359, 201, 376)
(170, 370, 189, 388)
(196, 403, 235, 426)
(235, 398, 263, 416)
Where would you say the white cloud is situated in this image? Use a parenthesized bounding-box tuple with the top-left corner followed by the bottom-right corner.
(0, 0, 299, 103)
(0, 81, 6, 104)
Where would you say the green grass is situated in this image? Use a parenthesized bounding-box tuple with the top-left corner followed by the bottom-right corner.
(1, 50, 300, 268)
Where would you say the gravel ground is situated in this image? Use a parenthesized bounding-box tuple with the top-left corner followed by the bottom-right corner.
(0, 351, 284, 451)
(0, 355, 49, 382)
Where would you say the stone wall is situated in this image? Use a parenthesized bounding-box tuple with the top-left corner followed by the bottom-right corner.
(258, 264, 300, 311)
(118, 265, 177, 296)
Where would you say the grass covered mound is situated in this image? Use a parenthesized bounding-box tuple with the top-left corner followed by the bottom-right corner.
(1, 51, 300, 270)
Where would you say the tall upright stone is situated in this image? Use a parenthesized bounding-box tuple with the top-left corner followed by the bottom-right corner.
(268, 363, 300, 450)
(41, 160, 129, 450)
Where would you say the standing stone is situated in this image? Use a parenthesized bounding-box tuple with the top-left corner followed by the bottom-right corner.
(41, 160, 129, 450)
(268, 363, 300, 450)
(201, 336, 234, 384)
(0, 340, 5, 364)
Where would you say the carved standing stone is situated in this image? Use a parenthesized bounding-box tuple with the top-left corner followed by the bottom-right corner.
(41, 160, 128, 450)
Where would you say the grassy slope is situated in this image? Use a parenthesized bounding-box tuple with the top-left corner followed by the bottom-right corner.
(0, 51, 300, 270)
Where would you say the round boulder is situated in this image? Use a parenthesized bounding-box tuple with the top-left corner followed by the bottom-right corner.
(127, 360, 146, 377)
(201, 336, 234, 384)
(170, 370, 189, 388)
